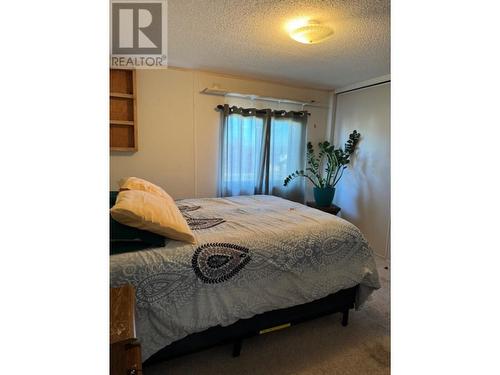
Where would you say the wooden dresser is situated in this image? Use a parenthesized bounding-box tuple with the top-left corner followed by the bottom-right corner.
(110, 285, 142, 375)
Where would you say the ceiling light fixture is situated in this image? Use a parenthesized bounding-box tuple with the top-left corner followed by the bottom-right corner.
(288, 20, 333, 44)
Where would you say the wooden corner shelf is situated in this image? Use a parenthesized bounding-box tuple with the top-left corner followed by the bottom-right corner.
(110, 120, 134, 126)
(110, 146, 136, 152)
(110, 92, 134, 99)
(110, 69, 137, 152)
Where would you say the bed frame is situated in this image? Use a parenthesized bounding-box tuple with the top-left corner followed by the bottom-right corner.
(143, 284, 358, 367)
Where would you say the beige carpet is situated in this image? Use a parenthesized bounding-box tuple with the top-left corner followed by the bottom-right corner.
(146, 256, 390, 375)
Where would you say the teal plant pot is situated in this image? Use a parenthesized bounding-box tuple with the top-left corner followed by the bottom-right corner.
(313, 187, 335, 207)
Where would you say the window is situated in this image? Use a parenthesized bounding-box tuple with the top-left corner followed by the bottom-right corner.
(268, 117, 306, 195)
(219, 105, 307, 202)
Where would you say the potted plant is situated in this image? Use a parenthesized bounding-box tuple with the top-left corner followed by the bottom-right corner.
(284, 130, 361, 207)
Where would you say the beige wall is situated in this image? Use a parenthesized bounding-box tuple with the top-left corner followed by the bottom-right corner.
(110, 68, 332, 201)
(332, 83, 390, 258)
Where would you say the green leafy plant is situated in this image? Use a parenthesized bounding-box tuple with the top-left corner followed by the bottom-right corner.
(283, 130, 361, 188)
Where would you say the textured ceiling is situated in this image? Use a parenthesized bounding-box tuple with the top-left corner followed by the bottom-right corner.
(167, 0, 390, 90)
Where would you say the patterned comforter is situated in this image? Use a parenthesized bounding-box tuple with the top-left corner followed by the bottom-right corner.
(110, 195, 381, 360)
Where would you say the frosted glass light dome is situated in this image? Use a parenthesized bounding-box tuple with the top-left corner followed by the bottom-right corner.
(289, 20, 334, 44)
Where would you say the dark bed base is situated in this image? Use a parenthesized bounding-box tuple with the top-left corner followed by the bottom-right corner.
(143, 285, 358, 367)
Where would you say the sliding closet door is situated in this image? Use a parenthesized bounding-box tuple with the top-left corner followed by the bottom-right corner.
(333, 83, 390, 259)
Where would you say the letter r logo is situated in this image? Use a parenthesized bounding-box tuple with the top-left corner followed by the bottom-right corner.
(112, 2, 162, 54)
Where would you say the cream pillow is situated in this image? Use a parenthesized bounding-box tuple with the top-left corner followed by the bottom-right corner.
(110, 190, 196, 244)
(119, 177, 171, 200)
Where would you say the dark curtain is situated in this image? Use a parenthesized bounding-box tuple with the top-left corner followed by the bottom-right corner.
(217, 104, 308, 202)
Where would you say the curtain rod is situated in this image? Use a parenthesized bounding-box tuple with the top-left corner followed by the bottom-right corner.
(200, 88, 320, 107)
(215, 104, 310, 117)
(336, 80, 390, 95)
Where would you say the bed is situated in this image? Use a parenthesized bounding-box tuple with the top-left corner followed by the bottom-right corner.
(110, 194, 381, 365)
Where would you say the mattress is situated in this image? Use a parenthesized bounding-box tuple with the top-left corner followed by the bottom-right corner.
(110, 195, 381, 360)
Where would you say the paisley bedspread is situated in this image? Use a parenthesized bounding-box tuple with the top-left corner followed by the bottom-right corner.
(110, 195, 381, 360)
